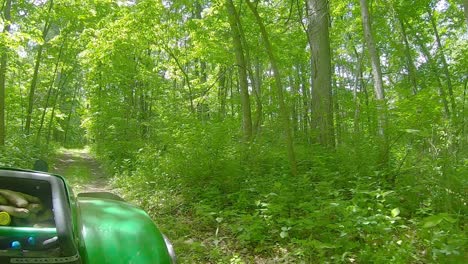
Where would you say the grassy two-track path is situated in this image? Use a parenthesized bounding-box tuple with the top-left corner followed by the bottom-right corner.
(51, 148, 113, 195)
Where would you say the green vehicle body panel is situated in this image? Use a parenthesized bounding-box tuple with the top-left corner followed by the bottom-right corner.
(0, 227, 57, 236)
(77, 196, 172, 264)
(0, 168, 174, 264)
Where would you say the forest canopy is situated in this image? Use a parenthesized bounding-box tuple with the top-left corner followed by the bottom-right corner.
(0, 0, 467, 262)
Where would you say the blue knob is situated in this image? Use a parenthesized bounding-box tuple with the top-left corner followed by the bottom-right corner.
(28, 236, 36, 246)
(11, 241, 21, 249)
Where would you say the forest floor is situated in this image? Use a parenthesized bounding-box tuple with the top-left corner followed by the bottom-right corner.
(51, 147, 113, 194)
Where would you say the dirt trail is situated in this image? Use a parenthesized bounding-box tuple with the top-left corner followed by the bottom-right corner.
(51, 148, 113, 194)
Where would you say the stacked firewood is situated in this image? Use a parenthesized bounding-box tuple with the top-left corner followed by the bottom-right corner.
(0, 189, 54, 227)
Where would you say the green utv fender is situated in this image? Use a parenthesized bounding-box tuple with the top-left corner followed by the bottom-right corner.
(0, 168, 175, 264)
(77, 196, 172, 264)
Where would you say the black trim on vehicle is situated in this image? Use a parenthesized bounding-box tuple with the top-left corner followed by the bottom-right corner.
(0, 169, 81, 264)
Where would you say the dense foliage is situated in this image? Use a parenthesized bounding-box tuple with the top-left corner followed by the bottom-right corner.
(1, 0, 467, 263)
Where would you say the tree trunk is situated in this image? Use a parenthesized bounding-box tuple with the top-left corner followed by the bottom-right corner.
(246, 0, 297, 175)
(290, 75, 299, 134)
(194, 1, 208, 84)
(25, 0, 54, 135)
(236, 12, 262, 137)
(218, 66, 227, 119)
(36, 37, 65, 144)
(229, 72, 235, 117)
(333, 67, 341, 145)
(46, 73, 69, 146)
(360, 0, 385, 101)
(240, 37, 262, 137)
(360, 0, 388, 165)
(226, 0, 253, 141)
(306, 0, 335, 147)
(408, 22, 451, 117)
(252, 59, 263, 136)
(352, 46, 363, 135)
(17, 68, 25, 131)
(164, 46, 195, 113)
(464, 0, 468, 28)
(397, 16, 418, 95)
(428, 7, 456, 116)
(362, 73, 372, 134)
(63, 84, 79, 146)
(299, 64, 311, 138)
(0, 0, 12, 146)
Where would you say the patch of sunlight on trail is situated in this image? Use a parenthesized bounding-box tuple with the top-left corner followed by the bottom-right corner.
(56, 146, 92, 158)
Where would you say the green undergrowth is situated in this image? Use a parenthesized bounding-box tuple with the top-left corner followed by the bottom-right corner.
(0, 136, 56, 169)
(107, 132, 466, 263)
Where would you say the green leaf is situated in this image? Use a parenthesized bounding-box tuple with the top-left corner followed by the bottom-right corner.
(423, 214, 444, 228)
(422, 213, 456, 228)
(403, 129, 420, 134)
(280, 231, 288, 238)
(442, 215, 457, 223)
(391, 208, 400, 217)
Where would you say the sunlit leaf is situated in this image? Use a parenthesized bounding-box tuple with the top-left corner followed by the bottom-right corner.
(391, 208, 400, 217)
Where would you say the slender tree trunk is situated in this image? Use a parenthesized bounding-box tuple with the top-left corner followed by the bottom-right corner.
(299, 64, 311, 138)
(25, 0, 53, 135)
(226, 0, 253, 141)
(397, 16, 418, 95)
(408, 23, 451, 117)
(296, 66, 305, 135)
(462, 80, 467, 152)
(352, 46, 363, 134)
(194, 1, 208, 85)
(241, 41, 262, 137)
(362, 74, 372, 133)
(428, 7, 456, 116)
(164, 46, 195, 113)
(16, 68, 25, 131)
(36, 38, 65, 144)
(360, 0, 385, 101)
(25, 45, 44, 135)
(333, 67, 341, 145)
(237, 12, 262, 137)
(64, 84, 79, 146)
(252, 60, 263, 136)
(0, 0, 12, 146)
(464, 0, 468, 28)
(229, 72, 234, 117)
(218, 67, 227, 119)
(246, 0, 297, 175)
(360, 0, 388, 165)
(306, 0, 335, 147)
(46, 73, 68, 146)
(290, 75, 299, 134)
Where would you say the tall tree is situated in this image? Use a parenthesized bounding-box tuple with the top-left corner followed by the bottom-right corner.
(359, 0, 388, 164)
(246, 0, 297, 175)
(359, 0, 385, 103)
(226, 0, 253, 141)
(406, 21, 451, 117)
(36, 36, 66, 144)
(396, 14, 418, 95)
(360, 2, 386, 122)
(25, 0, 54, 135)
(464, 0, 468, 27)
(306, 0, 334, 146)
(427, 6, 457, 116)
(0, 0, 12, 146)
